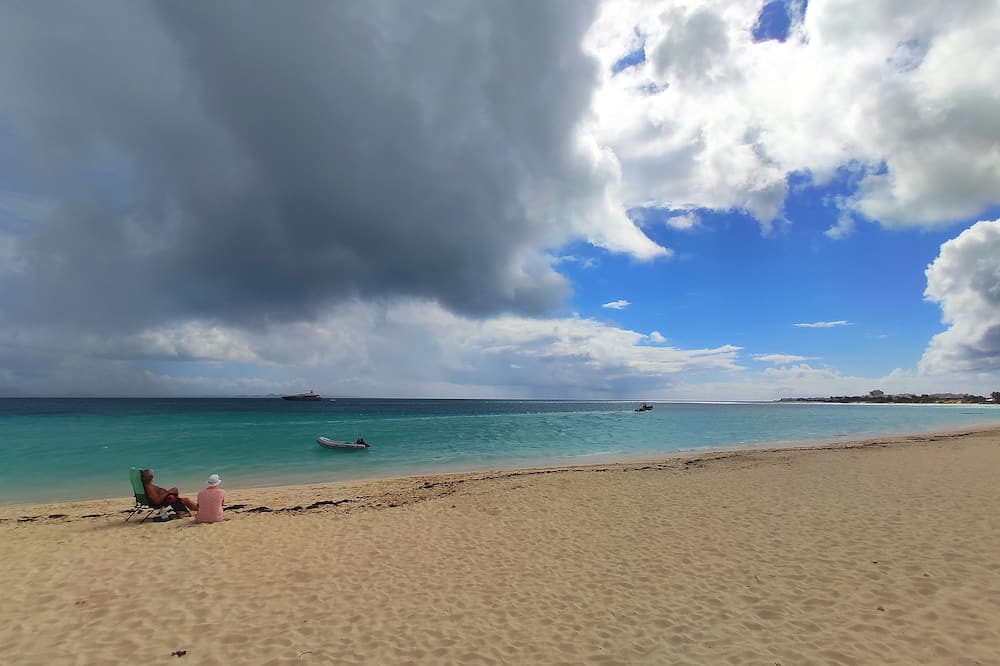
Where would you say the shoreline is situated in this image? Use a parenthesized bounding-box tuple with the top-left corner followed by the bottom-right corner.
(4, 401, 998, 507)
(6, 422, 999, 522)
(3, 423, 998, 663)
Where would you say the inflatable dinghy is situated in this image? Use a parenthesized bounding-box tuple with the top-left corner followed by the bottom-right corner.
(317, 436, 369, 450)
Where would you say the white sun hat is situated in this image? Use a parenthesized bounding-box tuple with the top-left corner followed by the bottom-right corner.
(206, 474, 222, 487)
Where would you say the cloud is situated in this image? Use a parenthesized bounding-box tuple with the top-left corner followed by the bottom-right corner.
(794, 320, 851, 328)
(0, 190, 54, 226)
(648, 330, 666, 343)
(585, 0, 1000, 232)
(2, 2, 997, 399)
(662, 361, 995, 402)
(652, 7, 732, 86)
(824, 213, 856, 240)
(658, 362, 877, 401)
(665, 212, 699, 230)
(920, 218, 1000, 373)
(0, 190, 54, 276)
(602, 299, 631, 310)
(0, 300, 742, 398)
(4, 295, 994, 400)
(554, 255, 599, 269)
(0, 0, 668, 337)
(753, 353, 814, 364)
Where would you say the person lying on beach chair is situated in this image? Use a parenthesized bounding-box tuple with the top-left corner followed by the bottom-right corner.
(140, 469, 198, 518)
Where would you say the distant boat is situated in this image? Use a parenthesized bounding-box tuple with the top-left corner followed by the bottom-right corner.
(634, 403, 653, 412)
(282, 390, 322, 401)
(317, 436, 369, 450)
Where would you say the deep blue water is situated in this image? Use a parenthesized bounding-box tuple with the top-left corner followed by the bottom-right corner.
(2, 398, 999, 504)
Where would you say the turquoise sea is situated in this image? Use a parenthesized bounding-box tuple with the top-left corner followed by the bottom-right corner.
(2, 398, 999, 504)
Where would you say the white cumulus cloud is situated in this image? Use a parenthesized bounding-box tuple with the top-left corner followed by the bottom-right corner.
(585, 0, 1000, 232)
(602, 299, 631, 310)
(920, 218, 1000, 374)
(665, 212, 700, 230)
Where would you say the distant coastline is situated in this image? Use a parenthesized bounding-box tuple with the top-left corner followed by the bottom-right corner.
(778, 390, 1000, 405)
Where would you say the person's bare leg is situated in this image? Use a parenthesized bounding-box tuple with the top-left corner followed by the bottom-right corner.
(170, 499, 195, 516)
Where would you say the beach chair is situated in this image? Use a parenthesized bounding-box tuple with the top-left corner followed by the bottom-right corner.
(125, 468, 161, 523)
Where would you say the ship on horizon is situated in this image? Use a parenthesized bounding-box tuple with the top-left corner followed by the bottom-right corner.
(281, 390, 322, 401)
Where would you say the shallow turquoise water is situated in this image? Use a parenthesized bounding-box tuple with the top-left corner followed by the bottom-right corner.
(2, 398, 998, 503)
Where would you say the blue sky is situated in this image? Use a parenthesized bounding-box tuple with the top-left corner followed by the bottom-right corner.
(565, 173, 976, 379)
(0, 0, 998, 399)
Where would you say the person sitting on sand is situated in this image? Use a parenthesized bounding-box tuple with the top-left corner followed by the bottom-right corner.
(194, 474, 226, 524)
(140, 469, 198, 517)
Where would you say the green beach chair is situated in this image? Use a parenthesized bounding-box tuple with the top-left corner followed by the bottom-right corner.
(125, 468, 160, 523)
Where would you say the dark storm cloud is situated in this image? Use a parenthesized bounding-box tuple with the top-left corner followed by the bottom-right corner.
(0, 0, 601, 330)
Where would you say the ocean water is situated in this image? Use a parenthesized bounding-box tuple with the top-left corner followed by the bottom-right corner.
(2, 398, 999, 504)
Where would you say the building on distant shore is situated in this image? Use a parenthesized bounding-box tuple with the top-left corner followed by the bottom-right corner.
(778, 391, 998, 404)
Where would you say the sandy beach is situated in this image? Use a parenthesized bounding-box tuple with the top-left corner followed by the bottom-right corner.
(2, 428, 999, 665)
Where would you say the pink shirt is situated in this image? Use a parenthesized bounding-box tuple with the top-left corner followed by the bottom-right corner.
(194, 486, 225, 523)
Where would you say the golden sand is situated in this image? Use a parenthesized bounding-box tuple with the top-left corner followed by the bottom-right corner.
(2, 429, 999, 665)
